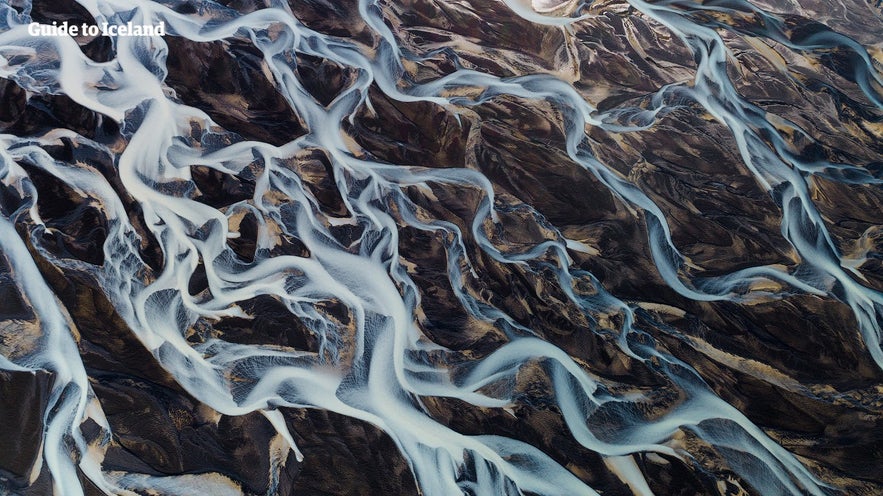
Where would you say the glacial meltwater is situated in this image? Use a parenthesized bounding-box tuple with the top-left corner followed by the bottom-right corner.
(1, 0, 882, 494)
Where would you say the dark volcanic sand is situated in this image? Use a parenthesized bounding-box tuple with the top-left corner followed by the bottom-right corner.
(1, 0, 883, 495)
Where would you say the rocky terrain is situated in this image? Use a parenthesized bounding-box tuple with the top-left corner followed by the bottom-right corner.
(1, 0, 882, 494)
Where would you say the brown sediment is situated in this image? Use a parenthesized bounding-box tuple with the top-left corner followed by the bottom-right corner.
(2, 0, 883, 494)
